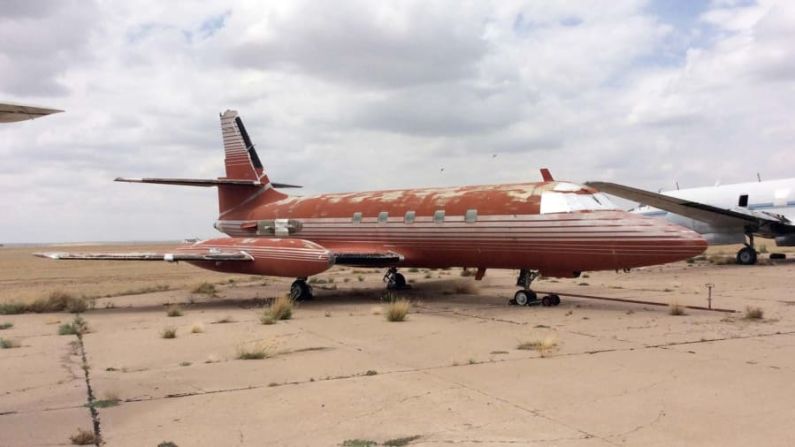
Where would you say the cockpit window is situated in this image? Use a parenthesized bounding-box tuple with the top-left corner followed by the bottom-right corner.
(540, 192, 616, 214)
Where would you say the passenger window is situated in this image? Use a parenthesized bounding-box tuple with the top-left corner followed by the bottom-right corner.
(433, 210, 445, 224)
(465, 209, 477, 223)
(352, 212, 362, 223)
(378, 211, 388, 223)
(404, 211, 415, 224)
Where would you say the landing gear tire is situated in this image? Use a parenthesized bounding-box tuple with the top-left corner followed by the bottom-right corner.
(514, 290, 537, 306)
(290, 280, 313, 301)
(549, 294, 561, 306)
(386, 272, 406, 290)
(736, 246, 758, 265)
(541, 296, 552, 307)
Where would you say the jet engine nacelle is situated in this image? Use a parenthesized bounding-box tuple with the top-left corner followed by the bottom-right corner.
(178, 237, 333, 278)
(775, 234, 795, 247)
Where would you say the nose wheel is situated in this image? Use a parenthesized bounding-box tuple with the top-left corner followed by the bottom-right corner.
(290, 279, 313, 301)
(383, 267, 408, 290)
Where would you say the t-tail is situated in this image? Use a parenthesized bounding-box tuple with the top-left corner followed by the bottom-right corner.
(115, 110, 299, 220)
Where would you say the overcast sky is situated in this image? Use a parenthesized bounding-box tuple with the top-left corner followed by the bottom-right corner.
(2, 0, 794, 243)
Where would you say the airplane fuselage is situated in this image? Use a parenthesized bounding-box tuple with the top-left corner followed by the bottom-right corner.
(208, 180, 706, 278)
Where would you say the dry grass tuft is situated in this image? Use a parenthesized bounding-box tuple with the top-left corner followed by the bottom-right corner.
(385, 299, 410, 322)
(707, 255, 735, 265)
(236, 341, 274, 360)
(453, 280, 478, 295)
(517, 336, 558, 356)
(69, 428, 97, 445)
(342, 440, 377, 447)
(2, 291, 93, 315)
(669, 303, 687, 316)
(166, 305, 183, 317)
(0, 337, 21, 349)
(0, 322, 12, 330)
(191, 282, 217, 296)
(384, 435, 422, 446)
(262, 296, 293, 323)
(743, 306, 764, 320)
(92, 391, 121, 408)
(190, 322, 204, 333)
(0, 302, 27, 315)
(212, 316, 234, 324)
(161, 327, 177, 339)
(59, 316, 89, 336)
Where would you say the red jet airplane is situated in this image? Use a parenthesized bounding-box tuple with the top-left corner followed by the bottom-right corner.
(38, 110, 707, 306)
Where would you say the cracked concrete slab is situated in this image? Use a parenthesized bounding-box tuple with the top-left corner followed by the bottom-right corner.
(3, 246, 795, 446)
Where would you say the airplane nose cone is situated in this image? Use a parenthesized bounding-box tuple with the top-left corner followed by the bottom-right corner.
(613, 213, 708, 269)
(650, 220, 708, 262)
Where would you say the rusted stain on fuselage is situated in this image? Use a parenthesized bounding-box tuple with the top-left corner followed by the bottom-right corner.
(252, 182, 556, 220)
(210, 181, 706, 277)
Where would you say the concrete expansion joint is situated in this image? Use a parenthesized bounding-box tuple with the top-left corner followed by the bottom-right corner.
(74, 324, 103, 446)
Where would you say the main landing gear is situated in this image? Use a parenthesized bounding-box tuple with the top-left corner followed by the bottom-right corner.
(383, 267, 408, 290)
(290, 278, 313, 301)
(510, 268, 560, 307)
(736, 233, 758, 266)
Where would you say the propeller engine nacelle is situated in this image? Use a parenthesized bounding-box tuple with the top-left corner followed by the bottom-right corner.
(177, 237, 333, 278)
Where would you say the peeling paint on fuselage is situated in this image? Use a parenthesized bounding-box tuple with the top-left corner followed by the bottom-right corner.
(252, 181, 575, 220)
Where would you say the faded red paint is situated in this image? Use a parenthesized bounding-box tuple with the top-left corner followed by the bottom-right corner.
(177, 237, 332, 278)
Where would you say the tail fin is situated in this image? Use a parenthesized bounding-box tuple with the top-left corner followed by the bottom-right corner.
(221, 110, 268, 182)
(218, 110, 286, 218)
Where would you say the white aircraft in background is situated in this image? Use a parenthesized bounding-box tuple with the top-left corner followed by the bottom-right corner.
(587, 178, 795, 265)
(0, 102, 62, 123)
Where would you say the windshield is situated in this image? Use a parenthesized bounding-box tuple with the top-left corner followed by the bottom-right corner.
(540, 191, 616, 214)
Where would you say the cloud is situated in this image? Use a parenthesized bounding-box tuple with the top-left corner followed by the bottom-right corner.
(2, 0, 795, 243)
(0, 0, 100, 96)
(225, 1, 488, 88)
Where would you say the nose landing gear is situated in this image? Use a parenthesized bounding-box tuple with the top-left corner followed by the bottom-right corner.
(510, 269, 561, 307)
(290, 278, 313, 301)
(383, 267, 408, 290)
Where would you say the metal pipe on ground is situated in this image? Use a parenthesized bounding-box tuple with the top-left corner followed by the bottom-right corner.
(535, 290, 736, 313)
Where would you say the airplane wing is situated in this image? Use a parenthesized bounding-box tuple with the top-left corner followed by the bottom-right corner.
(0, 102, 63, 123)
(34, 251, 254, 262)
(586, 181, 795, 234)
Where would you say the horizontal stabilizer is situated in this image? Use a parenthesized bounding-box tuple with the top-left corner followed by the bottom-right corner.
(35, 251, 253, 262)
(115, 177, 302, 188)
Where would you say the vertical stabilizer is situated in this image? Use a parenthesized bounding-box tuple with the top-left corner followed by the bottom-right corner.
(218, 110, 285, 218)
(221, 110, 269, 183)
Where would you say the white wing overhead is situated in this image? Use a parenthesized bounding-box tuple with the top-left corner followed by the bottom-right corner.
(586, 181, 795, 237)
(0, 102, 63, 123)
